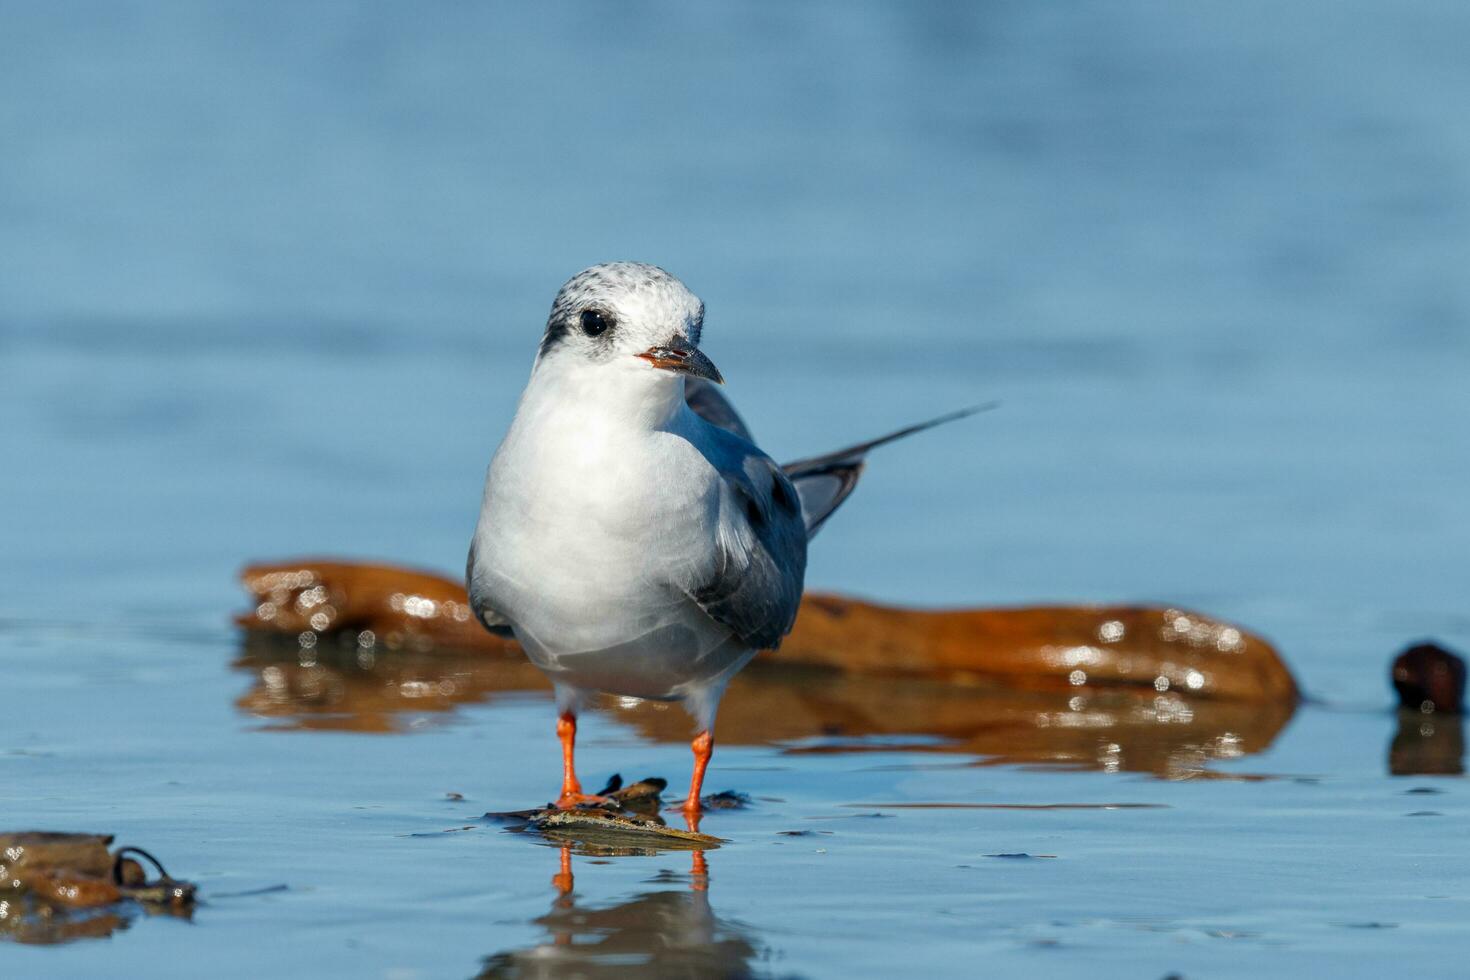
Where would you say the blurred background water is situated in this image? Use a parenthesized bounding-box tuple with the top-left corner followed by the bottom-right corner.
(2, 1, 1469, 976)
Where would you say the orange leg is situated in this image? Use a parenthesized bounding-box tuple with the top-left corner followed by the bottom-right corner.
(554, 712, 612, 808)
(556, 712, 582, 805)
(549, 844, 575, 945)
(689, 847, 709, 892)
(552, 843, 574, 898)
(684, 731, 713, 890)
(683, 729, 714, 817)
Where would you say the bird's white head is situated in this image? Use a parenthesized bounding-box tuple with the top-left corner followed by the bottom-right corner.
(534, 262, 722, 391)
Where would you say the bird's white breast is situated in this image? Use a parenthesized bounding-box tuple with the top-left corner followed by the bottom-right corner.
(470, 368, 748, 701)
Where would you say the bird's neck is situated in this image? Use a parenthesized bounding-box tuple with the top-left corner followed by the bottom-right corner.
(522, 357, 689, 433)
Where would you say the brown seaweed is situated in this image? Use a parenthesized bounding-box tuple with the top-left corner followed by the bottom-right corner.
(235, 630, 1294, 779)
(0, 833, 196, 945)
(236, 558, 1299, 703)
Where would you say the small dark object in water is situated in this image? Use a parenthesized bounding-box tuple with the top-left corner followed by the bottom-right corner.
(1391, 642, 1466, 714)
(0, 833, 196, 944)
(701, 790, 751, 810)
(594, 773, 668, 809)
(110, 847, 197, 911)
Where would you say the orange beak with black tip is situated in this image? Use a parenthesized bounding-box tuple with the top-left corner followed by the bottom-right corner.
(636, 339, 724, 385)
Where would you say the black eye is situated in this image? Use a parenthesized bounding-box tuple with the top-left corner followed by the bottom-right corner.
(580, 309, 612, 337)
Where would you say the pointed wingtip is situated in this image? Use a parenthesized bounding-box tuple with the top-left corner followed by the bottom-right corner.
(781, 399, 998, 476)
(781, 400, 998, 538)
(928, 400, 1001, 426)
(841, 399, 1000, 454)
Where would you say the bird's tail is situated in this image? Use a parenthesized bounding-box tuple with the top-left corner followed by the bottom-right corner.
(781, 403, 996, 538)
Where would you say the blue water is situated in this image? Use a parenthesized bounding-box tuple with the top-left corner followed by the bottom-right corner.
(3, 1, 1469, 976)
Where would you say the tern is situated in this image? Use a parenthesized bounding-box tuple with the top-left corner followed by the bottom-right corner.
(468, 262, 982, 818)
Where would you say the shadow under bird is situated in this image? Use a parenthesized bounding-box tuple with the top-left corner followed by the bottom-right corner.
(468, 262, 983, 818)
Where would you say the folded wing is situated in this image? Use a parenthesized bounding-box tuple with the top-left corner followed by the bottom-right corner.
(683, 434, 808, 652)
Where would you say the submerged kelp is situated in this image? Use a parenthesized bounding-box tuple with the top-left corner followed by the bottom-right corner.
(0, 833, 195, 945)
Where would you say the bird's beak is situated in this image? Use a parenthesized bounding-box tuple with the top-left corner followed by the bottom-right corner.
(636, 339, 724, 385)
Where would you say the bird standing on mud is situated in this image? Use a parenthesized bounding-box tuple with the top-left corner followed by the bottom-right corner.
(468, 262, 977, 819)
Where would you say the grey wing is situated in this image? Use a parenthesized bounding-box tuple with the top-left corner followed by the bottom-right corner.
(683, 377, 754, 441)
(684, 437, 808, 651)
(465, 538, 514, 637)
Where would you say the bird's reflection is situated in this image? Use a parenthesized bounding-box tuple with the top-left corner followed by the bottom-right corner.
(1388, 709, 1465, 776)
(475, 842, 755, 978)
(235, 634, 1294, 778)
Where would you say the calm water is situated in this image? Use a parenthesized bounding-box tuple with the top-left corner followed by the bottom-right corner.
(3, 1, 1469, 976)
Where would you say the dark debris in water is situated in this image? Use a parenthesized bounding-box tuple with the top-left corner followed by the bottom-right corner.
(209, 884, 290, 900)
(400, 826, 480, 838)
(595, 773, 669, 804)
(804, 812, 894, 821)
(533, 811, 721, 850)
(0, 833, 196, 945)
(701, 790, 752, 810)
(483, 775, 724, 851)
(1391, 641, 1466, 714)
(983, 853, 1058, 860)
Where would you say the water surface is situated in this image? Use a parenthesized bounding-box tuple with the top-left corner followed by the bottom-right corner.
(3, 1, 1469, 976)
